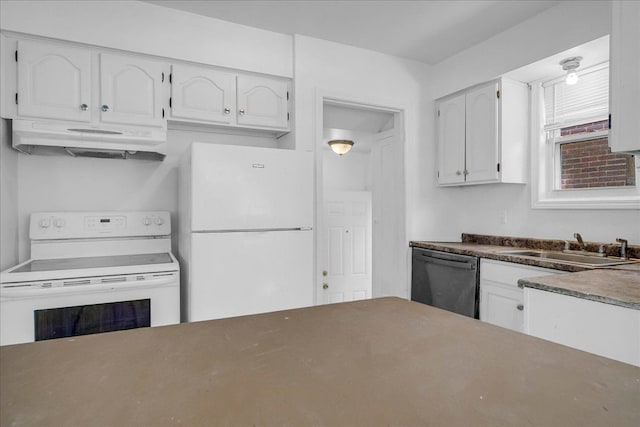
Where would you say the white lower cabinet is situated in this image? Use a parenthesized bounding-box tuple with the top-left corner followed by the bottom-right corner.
(524, 288, 640, 366)
(479, 259, 562, 332)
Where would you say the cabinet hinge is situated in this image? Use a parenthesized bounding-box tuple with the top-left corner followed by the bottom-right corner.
(287, 112, 290, 121)
(496, 90, 500, 99)
(437, 171, 439, 178)
(15, 50, 18, 62)
(437, 110, 440, 117)
(286, 91, 289, 101)
(169, 97, 172, 108)
(161, 72, 165, 83)
(162, 108, 165, 118)
(169, 73, 172, 84)
(15, 93, 18, 104)
(497, 163, 500, 172)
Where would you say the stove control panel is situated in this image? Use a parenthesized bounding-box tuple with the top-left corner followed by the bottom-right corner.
(30, 212, 171, 240)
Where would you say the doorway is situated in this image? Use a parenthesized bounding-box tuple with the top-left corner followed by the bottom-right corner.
(315, 96, 406, 305)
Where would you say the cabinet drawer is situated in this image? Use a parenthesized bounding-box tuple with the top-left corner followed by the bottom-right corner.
(480, 259, 560, 285)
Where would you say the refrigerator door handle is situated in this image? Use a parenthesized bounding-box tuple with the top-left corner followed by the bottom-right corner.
(193, 227, 312, 234)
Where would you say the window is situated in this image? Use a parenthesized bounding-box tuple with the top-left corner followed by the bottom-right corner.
(531, 61, 640, 209)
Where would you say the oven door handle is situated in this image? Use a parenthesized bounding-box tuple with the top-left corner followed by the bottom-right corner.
(0, 274, 178, 299)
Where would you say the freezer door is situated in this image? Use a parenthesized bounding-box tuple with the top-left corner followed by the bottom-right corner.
(188, 230, 313, 322)
(191, 143, 313, 231)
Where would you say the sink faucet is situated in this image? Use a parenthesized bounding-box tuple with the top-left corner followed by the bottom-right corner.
(574, 233, 587, 251)
(616, 238, 628, 259)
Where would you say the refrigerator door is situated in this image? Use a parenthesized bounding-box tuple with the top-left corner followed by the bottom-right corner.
(188, 230, 313, 322)
(190, 143, 313, 231)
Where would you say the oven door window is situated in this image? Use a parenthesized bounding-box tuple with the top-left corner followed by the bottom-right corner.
(34, 299, 151, 341)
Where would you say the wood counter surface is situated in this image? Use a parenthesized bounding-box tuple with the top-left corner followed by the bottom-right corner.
(1, 297, 639, 426)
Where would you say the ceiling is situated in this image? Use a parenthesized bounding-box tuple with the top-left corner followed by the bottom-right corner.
(144, 0, 561, 65)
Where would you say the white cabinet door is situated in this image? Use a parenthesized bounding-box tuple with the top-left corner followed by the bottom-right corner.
(170, 64, 235, 125)
(17, 40, 91, 122)
(609, 0, 640, 153)
(480, 259, 562, 333)
(99, 53, 165, 127)
(437, 94, 466, 184)
(236, 75, 288, 129)
(480, 283, 524, 332)
(465, 82, 498, 183)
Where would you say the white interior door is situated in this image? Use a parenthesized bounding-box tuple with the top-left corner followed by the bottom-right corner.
(318, 191, 372, 305)
(371, 131, 407, 298)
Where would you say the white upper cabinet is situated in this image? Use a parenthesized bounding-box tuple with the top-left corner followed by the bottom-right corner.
(437, 94, 466, 184)
(99, 54, 165, 128)
(437, 78, 528, 186)
(237, 75, 289, 129)
(609, 0, 640, 154)
(168, 66, 290, 132)
(17, 40, 92, 122)
(170, 64, 235, 125)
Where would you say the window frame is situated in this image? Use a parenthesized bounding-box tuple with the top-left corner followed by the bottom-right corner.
(530, 82, 640, 210)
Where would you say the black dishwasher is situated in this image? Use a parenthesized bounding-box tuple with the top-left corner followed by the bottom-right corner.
(411, 248, 479, 319)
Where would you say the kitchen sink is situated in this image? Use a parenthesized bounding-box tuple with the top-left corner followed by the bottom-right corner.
(499, 250, 637, 267)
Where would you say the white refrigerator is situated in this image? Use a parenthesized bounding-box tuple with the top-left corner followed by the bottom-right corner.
(179, 143, 314, 322)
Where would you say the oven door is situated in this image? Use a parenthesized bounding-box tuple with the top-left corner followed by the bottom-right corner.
(0, 272, 179, 346)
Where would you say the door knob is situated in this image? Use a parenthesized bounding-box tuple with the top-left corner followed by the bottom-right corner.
(322, 283, 329, 289)
(239, 109, 245, 116)
(224, 107, 231, 114)
(322, 270, 328, 276)
(80, 103, 88, 111)
(517, 304, 524, 311)
(101, 105, 110, 112)
(456, 170, 462, 176)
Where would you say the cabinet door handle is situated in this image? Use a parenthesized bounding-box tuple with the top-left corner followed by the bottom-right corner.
(224, 107, 231, 114)
(101, 105, 110, 112)
(456, 170, 462, 176)
(239, 109, 245, 116)
(517, 304, 524, 311)
(80, 103, 88, 111)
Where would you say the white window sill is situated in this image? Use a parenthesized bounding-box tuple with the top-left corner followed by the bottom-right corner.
(532, 187, 640, 210)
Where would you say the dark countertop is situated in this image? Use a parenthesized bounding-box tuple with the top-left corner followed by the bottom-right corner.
(410, 240, 640, 310)
(1, 297, 639, 426)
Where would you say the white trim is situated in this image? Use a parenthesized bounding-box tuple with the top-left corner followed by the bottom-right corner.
(530, 83, 640, 210)
(313, 88, 409, 304)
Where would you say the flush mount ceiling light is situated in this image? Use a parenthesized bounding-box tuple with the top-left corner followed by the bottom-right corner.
(560, 56, 583, 85)
(328, 139, 354, 156)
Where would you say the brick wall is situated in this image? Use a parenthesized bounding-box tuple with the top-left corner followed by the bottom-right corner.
(559, 121, 636, 189)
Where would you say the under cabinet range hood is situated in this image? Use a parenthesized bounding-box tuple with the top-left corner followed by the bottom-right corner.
(11, 119, 167, 160)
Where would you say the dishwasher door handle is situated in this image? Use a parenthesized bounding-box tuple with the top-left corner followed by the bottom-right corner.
(420, 254, 476, 270)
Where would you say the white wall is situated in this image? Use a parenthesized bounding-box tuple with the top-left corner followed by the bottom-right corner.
(0, 0, 292, 77)
(415, 0, 640, 245)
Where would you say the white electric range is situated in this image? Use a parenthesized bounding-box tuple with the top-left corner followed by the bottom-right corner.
(0, 211, 180, 346)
